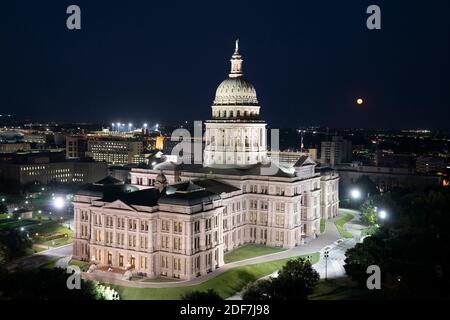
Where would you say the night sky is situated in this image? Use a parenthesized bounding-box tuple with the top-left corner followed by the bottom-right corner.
(2, 0, 450, 129)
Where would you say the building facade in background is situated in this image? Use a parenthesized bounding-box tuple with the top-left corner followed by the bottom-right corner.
(320, 136, 352, 167)
(86, 139, 144, 165)
(0, 150, 108, 185)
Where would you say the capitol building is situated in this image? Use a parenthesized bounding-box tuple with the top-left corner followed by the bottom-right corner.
(72, 42, 340, 280)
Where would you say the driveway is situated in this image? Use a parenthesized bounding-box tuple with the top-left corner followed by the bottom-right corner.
(7, 244, 73, 271)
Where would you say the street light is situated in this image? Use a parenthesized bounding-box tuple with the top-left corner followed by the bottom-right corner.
(324, 250, 330, 280)
(350, 189, 361, 199)
(53, 197, 65, 209)
(379, 210, 387, 220)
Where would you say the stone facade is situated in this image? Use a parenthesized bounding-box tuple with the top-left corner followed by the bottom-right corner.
(72, 43, 339, 281)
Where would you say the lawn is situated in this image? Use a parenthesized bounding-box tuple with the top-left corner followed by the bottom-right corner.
(224, 244, 286, 264)
(309, 279, 381, 300)
(320, 219, 326, 233)
(0, 213, 10, 220)
(111, 252, 320, 300)
(69, 259, 90, 272)
(335, 213, 354, 238)
(28, 221, 73, 245)
(0, 219, 40, 231)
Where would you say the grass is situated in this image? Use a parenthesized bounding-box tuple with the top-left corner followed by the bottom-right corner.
(224, 244, 286, 264)
(0, 213, 10, 220)
(309, 279, 379, 300)
(69, 259, 90, 272)
(110, 252, 319, 300)
(39, 257, 61, 270)
(335, 213, 354, 238)
(320, 219, 326, 233)
(29, 221, 73, 246)
(0, 219, 40, 231)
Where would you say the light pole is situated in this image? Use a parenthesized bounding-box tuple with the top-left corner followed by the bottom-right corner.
(324, 250, 329, 280)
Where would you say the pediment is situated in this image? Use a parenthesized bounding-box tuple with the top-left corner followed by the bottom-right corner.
(103, 200, 136, 211)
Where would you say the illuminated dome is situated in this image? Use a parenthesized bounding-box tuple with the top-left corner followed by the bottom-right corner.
(213, 40, 259, 106)
(213, 77, 258, 106)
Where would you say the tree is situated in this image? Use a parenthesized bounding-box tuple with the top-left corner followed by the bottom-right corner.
(344, 188, 450, 299)
(181, 289, 222, 301)
(355, 175, 379, 197)
(0, 229, 32, 263)
(272, 257, 320, 300)
(0, 267, 109, 300)
(242, 257, 320, 301)
(242, 279, 274, 300)
(360, 199, 377, 226)
(0, 203, 7, 214)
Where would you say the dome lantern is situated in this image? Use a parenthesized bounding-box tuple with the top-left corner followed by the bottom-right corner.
(229, 39, 243, 78)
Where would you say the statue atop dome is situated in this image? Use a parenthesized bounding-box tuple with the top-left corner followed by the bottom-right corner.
(229, 40, 243, 78)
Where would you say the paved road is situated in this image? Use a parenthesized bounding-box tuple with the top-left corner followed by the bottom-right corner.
(227, 209, 362, 300)
(7, 244, 73, 271)
(84, 209, 363, 289)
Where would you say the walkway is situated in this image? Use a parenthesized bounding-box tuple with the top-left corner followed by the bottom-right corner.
(7, 244, 73, 271)
(227, 209, 362, 300)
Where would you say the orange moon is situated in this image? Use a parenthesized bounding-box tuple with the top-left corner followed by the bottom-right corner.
(356, 98, 364, 105)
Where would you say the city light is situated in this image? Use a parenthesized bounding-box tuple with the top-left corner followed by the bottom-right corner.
(20, 227, 24, 231)
(350, 189, 361, 199)
(379, 210, 387, 220)
(53, 196, 65, 209)
(1, 198, 5, 202)
(143, 123, 148, 128)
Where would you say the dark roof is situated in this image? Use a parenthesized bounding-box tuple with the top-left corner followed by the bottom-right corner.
(194, 179, 240, 194)
(172, 181, 205, 193)
(316, 166, 336, 175)
(102, 188, 161, 207)
(77, 183, 137, 198)
(149, 161, 295, 178)
(94, 175, 124, 185)
(178, 162, 295, 178)
(158, 189, 220, 206)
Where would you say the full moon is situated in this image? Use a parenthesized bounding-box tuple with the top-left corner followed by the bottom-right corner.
(356, 98, 364, 105)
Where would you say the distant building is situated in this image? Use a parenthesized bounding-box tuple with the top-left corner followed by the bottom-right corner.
(155, 136, 164, 150)
(0, 142, 31, 153)
(320, 136, 352, 167)
(66, 135, 88, 159)
(416, 156, 446, 174)
(86, 139, 144, 165)
(22, 133, 47, 144)
(337, 162, 442, 192)
(267, 150, 317, 167)
(0, 150, 107, 185)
